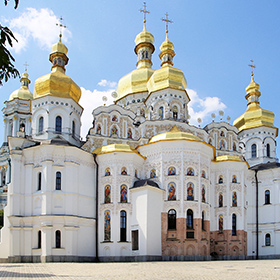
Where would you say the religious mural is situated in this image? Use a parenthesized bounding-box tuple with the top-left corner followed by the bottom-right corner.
(168, 166, 176, 176)
(232, 191, 237, 207)
(201, 170, 206, 178)
(127, 128, 132, 139)
(96, 124, 101, 135)
(187, 167, 194, 176)
(112, 115, 118, 122)
(187, 182, 194, 200)
(168, 182, 176, 201)
(120, 184, 128, 203)
(104, 185, 111, 204)
(219, 192, 223, 207)
(202, 185, 206, 203)
(121, 167, 127, 175)
(105, 168, 111, 176)
(232, 175, 237, 183)
(219, 214, 223, 233)
(104, 210, 111, 241)
(150, 169, 156, 178)
(218, 175, 223, 184)
(111, 126, 118, 136)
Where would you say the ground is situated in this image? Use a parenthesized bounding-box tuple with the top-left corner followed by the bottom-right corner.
(0, 260, 280, 279)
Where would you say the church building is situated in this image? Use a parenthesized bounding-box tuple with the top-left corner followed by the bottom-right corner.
(0, 12, 279, 262)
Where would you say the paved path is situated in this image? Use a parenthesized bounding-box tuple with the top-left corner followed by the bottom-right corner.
(0, 260, 280, 279)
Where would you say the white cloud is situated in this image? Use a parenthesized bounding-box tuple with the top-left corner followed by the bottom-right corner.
(98, 79, 117, 88)
(7, 8, 71, 53)
(80, 87, 115, 140)
(187, 89, 226, 126)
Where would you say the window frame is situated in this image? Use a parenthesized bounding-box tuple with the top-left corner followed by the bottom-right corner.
(251, 144, 257, 158)
(55, 230, 61, 248)
(168, 209, 176, 230)
(56, 171, 61, 190)
(120, 210, 127, 242)
(55, 116, 62, 134)
(232, 214, 237, 236)
(39, 116, 44, 133)
(265, 190, 270, 204)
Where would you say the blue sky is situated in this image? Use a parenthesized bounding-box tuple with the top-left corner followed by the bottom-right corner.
(1, 1, 280, 154)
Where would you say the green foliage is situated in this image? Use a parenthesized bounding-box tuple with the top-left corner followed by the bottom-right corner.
(0, 0, 20, 86)
(0, 209, 3, 229)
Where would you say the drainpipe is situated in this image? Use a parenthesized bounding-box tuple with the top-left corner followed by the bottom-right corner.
(93, 153, 99, 262)
(254, 170, 259, 260)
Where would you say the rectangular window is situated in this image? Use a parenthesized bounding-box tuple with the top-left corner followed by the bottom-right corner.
(132, 230, 139, 251)
(186, 231, 194, 239)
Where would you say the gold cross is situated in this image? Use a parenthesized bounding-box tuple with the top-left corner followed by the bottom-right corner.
(248, 60, 256, 76)
(23, 62, 29, 72)
(56, 17, 66, 41)
(161, 12, 173, 33)
(140, 2, 150, 26)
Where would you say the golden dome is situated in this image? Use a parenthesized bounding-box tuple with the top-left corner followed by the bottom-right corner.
(149, 125, 201, 143)
(9, 72, 33, 101)
(116, 68, 155, 100)
(115, 25, 155, 102)
(33, 40, 81, 103)
(146, 33, 186, 94)
(93, 143, 144, 158)
(134, 25, 155, 50)
(233, 76, 276, 134)
(147, 66, 187, 93)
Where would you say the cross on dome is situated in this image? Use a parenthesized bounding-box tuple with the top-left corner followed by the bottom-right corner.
(56, 17, 66, 42)
(248, 59, 256, 77)
(161, 12, 173, 34)
(23, 62, 29, 72)
(140, 2, 150, 28)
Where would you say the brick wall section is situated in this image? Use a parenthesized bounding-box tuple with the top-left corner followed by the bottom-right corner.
(161, 213, 247, 257)
(210, 230, 247, 256)
(161, 213, 210, 256)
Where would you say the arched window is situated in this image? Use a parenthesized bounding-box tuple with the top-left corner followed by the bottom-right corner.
(104, 185, 111, 203)
(232, 192, 237, 207)
(219, 215, 223, 233)
(56, 172, 61, 190)
(1, 168, 6, 187)
(55, 116, 62, 133)
(267, 144, 270, 158)
(251, 144, 257, 158)
(219, 193, 223, 207)
(202, 211, 205, 231)
(265, 190, 270, 204)
(232, 214, 237, 236)
(55, 230, 61, 248)
(173, 105, 178, 120)
(39, 117, 44, 133)
(120, 185, 128, 203)
(187, 209, 193, 229)
(19, 123, 25, 132)
(72, 121, 75, 138)
(158, 106, 164, 119)
(38, 172, 42, 191)
(168, 209, 176, 230)
(38, 230, 42, 249)
(104, 210, 111, 241)
(265, 233, 271, 246)
(120, 210, 127, 242)
(201, 185, 206, 203)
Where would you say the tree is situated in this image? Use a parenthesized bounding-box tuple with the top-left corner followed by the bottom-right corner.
(0, 0, 20, 86)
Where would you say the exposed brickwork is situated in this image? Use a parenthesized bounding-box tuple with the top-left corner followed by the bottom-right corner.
(161, 213, 210, 256)
(161, 213, 247, 257)
(210, 230, 247, 257)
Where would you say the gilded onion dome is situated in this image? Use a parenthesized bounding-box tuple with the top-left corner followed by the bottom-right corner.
(149, 125, 201, 143)
(115, 25, 155, 101)
(233, 75, 276, 134)
(93, 143, 144, 158)
(33, 40, 81, 103)
(9, 71, 33, 101)
(147, 32, 187, 93)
